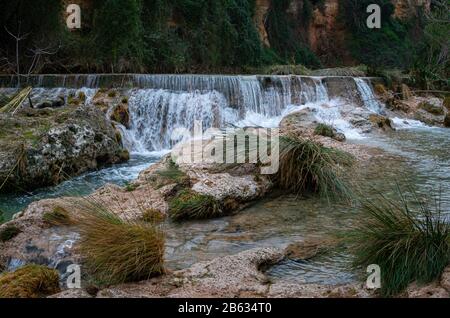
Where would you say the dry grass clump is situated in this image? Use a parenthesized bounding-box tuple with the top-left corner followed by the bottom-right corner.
(74, 202, 165, 286)
(0, 264, 60, 298)
(43, 206, 73, 227)
(275, 135, 354, 200)
(349, 188, 450, 297)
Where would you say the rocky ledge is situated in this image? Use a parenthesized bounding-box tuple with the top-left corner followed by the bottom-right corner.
(0, 104, 128, 193)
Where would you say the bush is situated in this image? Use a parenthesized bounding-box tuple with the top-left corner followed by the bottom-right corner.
(74, 203, 165, 286)
(0, 225, 21, 242)
(169, 189, 224, 221)
(274, 136, 354, 200)
(0, 264, 60, 298)
(314, 123, 335, 138)
(349, 188, 450, 297)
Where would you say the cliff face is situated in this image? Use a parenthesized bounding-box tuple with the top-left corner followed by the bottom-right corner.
(255, 0, 430, 66)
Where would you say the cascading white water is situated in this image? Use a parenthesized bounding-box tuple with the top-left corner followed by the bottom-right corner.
(125, 75, 332, 152)
(354, 78, 383, 114)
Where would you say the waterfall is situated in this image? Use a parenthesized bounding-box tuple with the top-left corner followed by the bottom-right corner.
(0, 74, 383, 152)
(125, 75, 332, 152)
(354, 78, 383, 114)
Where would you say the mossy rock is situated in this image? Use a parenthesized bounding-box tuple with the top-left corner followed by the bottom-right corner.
(110, 103, 130, 128)
(369, 114, 394, 131)
(419, 102, 444, 116)
(0, 225, 21, 242)
(43, 206, 73, 227)
(119, 149, 130, 162)
(0, 264, 60, 298)
(168, 189, 224, 221)
(374, 83, 387, 95)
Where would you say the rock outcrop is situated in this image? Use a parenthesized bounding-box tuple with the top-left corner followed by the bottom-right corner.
(0, 105, 128, 193)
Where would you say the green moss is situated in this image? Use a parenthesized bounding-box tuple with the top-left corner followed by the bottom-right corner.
(107, 91, 117, 98)
(168, 189, 224, 221)
(0, 225, 21, 242)
(314, 123, 335, 138)
(124, 182, 138, 192)
(43, 206, 73, 227)
(0, 264, 60, 298)
(152, 160, 190, 189)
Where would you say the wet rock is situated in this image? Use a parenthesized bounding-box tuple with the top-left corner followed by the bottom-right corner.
(284, 237, 339, 260)
(333, 133, 346, 142)
(97, 248, 284, 298)
(110, 103, 130, 128)
(35, 97, 65, 109)
(368, 114, 394, 131)
(444, 114, 450, 128)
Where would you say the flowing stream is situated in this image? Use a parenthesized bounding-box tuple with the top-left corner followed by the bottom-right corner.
(1, 74, 448, 286)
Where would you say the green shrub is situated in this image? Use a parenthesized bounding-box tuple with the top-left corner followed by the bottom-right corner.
(0, 225, 21, 242)
(314, 123, 335, 138)
(74, 203, 165, 286)
(0, 264, 60, 298)
(349, 188, 450, 297)
(274, 136, 354, 200)
(169, 189, 224, 221)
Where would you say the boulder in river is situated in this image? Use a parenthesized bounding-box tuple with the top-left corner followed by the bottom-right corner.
(0, 105, 128, 193)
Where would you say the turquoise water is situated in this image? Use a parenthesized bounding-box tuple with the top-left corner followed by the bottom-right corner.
(0, 154, 159, 220)
(1, 127, 449, 286)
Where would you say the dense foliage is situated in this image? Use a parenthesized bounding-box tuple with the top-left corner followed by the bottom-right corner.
(339, 0, 418, 70)
(0, 0, 445, 84)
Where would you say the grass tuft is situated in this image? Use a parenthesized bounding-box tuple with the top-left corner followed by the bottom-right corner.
(348, 187, 450, 297)
(142, 209, 166, 224)
(0, 264, 60, 298)
(0, 225, 21, 242)
(314, 123, 335, 138)
(43, 206, 73, 227)
(74, 202, 165, 286)
(169, 189, 224, 221)
(275, 135, 354, 200)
